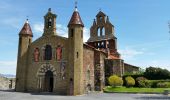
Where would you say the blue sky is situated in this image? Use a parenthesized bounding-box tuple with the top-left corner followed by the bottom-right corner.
(0, 0, 170, 75)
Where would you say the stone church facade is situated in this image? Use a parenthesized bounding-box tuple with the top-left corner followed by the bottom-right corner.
(16, 7, 139, 95)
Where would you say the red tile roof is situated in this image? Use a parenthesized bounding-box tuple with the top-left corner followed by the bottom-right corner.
(68, 9, 84, 27)
(19, 21, 33, 37)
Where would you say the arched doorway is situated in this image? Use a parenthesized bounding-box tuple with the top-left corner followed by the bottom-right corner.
(44, 70, 53, 92)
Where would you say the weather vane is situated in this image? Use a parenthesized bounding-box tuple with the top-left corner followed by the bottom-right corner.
(75, 1, 77, 8)
(26, 16, 29, 20)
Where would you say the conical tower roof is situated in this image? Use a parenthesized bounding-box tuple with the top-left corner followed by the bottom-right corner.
(19, 19, 33, 37)
(68, 6, 84, 27)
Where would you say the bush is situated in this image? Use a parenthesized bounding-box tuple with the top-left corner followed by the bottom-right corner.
(108, 75, 123, 87)
(156, 82, 170, 88)
(136, 77, 148, 87)
(138, 80, 170, 88)
(139, 80, 152, 88)
(125, 76, 135, 87)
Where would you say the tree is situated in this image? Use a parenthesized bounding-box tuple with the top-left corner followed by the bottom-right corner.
(108, 75, 123, 87)
(144, 66, 170, 80)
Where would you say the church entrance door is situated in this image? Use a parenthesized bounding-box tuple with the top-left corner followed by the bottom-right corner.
(44, 70, 53, 92)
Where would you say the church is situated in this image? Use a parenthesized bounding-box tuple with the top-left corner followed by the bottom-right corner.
(15, 6, 139, 95)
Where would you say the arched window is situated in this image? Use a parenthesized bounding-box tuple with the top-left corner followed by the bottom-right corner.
(101, 42, 104, 48)
(34, 48, 39, 62)
(56, 45, 62, 61)
(48, 18, 52, 28)
(97, 28, 100, 37)
(101, 27, 105, 36)
(99, 16, 102, 22)
(98, 42, 100, 48)
(87, 70, 90, 80)
(45, 45, 52, 60)
(70, 29, 74, 37)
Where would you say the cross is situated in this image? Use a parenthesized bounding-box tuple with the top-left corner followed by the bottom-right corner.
(26, 16, 29, 21)
(75, 1, 78, 8)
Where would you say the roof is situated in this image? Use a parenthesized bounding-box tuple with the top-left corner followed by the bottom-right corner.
(68, 7, 84, 27)
(96, 11, 106, 17)
(19, 20, 33, 37)
(108, 55, 120, 60)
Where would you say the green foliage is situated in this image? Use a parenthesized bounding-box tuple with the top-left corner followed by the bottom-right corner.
(136, 77, 148, 87)
(138, 80, 170, 88)
(138, 80, 152, 88)
(125, 76, 135, 87)
(108, 75, 123, 87)
(144, 66, 170, 80)
(156, 82, 170, 88)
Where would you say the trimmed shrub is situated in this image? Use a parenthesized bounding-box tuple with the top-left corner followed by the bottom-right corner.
(156, 82, 170, 88)
(108, 75, 123, 87)
(125, 76, 135, 87)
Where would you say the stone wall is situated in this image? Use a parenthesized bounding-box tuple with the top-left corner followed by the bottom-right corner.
(83, 45, 95, 92)
(124, 63, 139, 74)
(0, 76, 15, 90)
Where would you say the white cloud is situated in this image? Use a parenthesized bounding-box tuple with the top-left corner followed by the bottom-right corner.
(57, 24, 68, 37)
(33, 23, 44, 33)
(33, 23, 90, 42)
(1, 18, 21, 29)
(83, 27, 90, 42)
(119, 47, 144, 59)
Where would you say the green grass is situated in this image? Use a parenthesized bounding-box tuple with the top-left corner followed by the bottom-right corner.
(104, 86, 170, 93)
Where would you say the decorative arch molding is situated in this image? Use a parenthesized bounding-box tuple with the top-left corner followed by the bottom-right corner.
(37, 63, 57, 77)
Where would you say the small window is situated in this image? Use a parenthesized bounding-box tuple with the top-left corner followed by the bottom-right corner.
(19, 37, 22, 45)
(29, 39, 31, 44)
(77, 52, 78, 58)
(70, 29, 74, 37)
(87, 70, 90, 80)
(81, 30, 83, 38)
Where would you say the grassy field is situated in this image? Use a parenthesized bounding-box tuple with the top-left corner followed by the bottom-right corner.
(104, 86, 170, 93)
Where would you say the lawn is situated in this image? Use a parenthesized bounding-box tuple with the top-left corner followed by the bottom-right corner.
(103, 86, 170, 93)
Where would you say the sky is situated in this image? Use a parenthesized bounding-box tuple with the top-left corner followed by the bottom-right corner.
(0, 0, 170, 75)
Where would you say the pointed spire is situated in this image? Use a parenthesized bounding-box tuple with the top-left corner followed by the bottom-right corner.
(93, 19, 96, 26)
(68, 2, 84, 27)
(19, 19, 33, 37)
(106, 16, 110, 23)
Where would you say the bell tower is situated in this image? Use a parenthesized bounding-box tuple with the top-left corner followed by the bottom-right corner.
(16, 19, 33, 91)
(87, 11, 120, 58)
(67, 4, 84, 95)
(43, 8, 57, 36)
